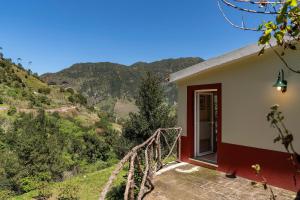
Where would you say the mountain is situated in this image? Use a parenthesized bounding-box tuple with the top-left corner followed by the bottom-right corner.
(41, 57, 204, 115)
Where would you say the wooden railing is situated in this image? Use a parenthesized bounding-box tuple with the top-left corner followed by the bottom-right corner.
(99, 127, 182, 200)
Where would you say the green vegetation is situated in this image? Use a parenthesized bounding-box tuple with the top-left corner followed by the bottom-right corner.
(0, 110, 116, 196)
(123, 72, 176, 145)
(12, 166, 126, 200)
(7, 106, 17, 116)
(0, 52, 187, 199)
(41, 58, 204, 115)
(68, 93, 87, 106)
(0, 56, 124, 199)
(0, 58, 88, 111)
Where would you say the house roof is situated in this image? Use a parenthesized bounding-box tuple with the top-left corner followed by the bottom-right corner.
(169, 42, 275, 82)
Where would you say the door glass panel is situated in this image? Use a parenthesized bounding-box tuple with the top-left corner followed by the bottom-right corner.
(194, 90, 218, 163)
(199, 94, 213, 154)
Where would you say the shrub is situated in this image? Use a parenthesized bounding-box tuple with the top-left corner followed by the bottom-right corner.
(82, 131, 110, 163)
(34, 182, 52, 200)
(0, 96, 3, 104)
(7, 89, 18, 98)
(5, 110, 69, 189)
(19, 172, 51, 193)
(48, 81, 56, 85)
(38, 88, 51, 95)
(39, 95, 51, 105)
(106, 182, 126, 200)
(29, 95, 42, 107)
(21, 90, 28, 97)
(57, 182, 79, 200)
(96, 116, 112, 130)
(75, 93, 87, 105)
(68, 95, 75, 103)
(19, 176, 40, 193)
(59, 87, 65, 92)
(68, 93, 87, 106)
(7, 106, 17, 116)
(66, 88, 74, 95)
(0, 189, 13, 200)
(113, 135, 133, 159)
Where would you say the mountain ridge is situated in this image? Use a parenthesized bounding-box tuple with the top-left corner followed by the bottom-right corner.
(41, 57, 204, 115)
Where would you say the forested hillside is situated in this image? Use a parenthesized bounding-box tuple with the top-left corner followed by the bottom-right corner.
(0, 57, 123, 199)
(41, 57, 203, 116)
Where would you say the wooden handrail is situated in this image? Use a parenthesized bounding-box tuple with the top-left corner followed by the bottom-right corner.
(99, 127, 182, 200)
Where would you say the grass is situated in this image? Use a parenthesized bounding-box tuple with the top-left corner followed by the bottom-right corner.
(0, 103, 8, 108)
(12, 165, 126, 200)
(14, 66, 47, 90)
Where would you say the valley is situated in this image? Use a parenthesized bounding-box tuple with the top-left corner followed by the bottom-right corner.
(0, 55, 202, 200)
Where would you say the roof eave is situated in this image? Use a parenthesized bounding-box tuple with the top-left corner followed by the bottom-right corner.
(169, 41, 279, 83)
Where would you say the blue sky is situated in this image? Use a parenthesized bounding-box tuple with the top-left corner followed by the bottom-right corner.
(0, 0, 271, 74)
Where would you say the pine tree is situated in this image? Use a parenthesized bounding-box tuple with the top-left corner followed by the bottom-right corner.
(123, 72, 176, 144)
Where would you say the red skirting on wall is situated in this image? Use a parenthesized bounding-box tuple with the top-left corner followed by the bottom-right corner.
(180, 140, 300, 192)
(217, 142, 300, 192)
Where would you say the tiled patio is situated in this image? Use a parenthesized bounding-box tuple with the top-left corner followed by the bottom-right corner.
(145, 163, 296, 200)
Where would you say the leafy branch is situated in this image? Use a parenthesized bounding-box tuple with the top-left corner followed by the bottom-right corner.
(218, 0, 300, 74)
(267, 105, 300, 184)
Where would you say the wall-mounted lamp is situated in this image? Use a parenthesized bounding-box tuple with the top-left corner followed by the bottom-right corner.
(273, 69, 287, 93)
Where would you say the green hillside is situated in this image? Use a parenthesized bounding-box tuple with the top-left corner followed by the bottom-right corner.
(0, 58, 88, 110)
(0, 56, 189, 199)
(41, 57, 203, 116)
(0, 57, 124, 200)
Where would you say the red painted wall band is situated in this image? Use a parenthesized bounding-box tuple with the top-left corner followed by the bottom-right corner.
(218, 142, 300, 192)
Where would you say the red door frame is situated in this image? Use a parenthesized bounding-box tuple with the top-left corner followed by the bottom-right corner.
(184, 83, 222, 164)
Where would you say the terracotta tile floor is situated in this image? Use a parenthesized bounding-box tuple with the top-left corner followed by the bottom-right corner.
(145, 163, 296, 200)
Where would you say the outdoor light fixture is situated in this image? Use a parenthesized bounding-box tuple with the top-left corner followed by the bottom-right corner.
(273, 69, 287, 93)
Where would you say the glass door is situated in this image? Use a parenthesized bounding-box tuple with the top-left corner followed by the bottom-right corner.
(195, 92, 214, 156)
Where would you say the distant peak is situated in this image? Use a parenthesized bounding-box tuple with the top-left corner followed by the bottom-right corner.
(130, 61, 148, 67)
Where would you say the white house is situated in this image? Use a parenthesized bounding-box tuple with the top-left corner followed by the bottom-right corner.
(170, 42, 300, 191)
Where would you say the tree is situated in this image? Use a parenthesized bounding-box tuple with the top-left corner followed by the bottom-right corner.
(123, 72, 176, 144)
(28, 61, 32, 70)
(0, 47, 3, 60)
(82, 131, 110, 163)
(218, 0, 300, 73)
(17, 58, 22, 64)
(2, 110, 70, 193)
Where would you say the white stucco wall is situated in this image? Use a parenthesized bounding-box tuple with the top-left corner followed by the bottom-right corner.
(176, 48, 300, 153)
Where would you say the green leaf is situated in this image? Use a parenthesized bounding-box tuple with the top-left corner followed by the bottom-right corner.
(290, 0, 298, 7)
(258, 24, 263, 31)
(281, 3, 288, 15)
(264, 29, 272, 36)
(276, 14, 285, 24)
